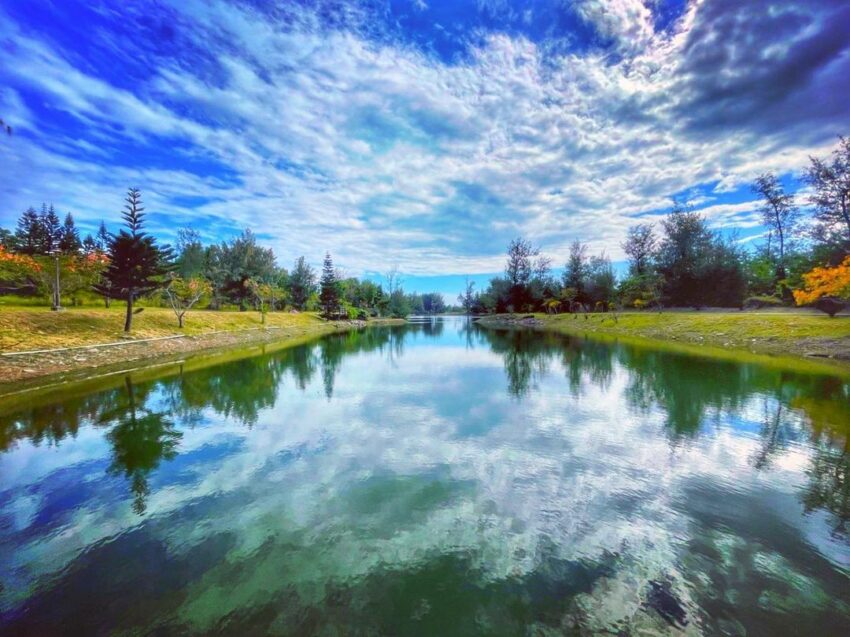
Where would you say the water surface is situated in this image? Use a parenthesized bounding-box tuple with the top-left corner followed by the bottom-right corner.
(1, 317, 849, 635)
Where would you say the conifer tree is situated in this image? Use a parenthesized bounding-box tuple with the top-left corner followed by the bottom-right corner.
(96, 221, 110, 251)
(14, 207, 42, 255)
(39, 204, 61, 254)
(319, 252, 340, 319)
(59, 213, 82, 254)
(94, 188, 171, 332)
(82, 234, 97, 254)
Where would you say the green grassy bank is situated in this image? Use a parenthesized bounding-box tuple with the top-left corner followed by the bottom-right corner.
(477, 310, 850, 370)
(0, 305, 404, 389)
(0, 305, 340, 352)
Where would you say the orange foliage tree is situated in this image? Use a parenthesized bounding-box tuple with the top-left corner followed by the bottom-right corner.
(793, 256, 850, 316)
(0, 245, 41, 292)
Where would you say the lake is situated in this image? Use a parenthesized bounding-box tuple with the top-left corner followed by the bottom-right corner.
(1, 317, 849, 636)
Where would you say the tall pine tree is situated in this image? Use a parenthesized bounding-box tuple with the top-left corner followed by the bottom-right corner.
(14, 207, 42, 255)
(94, 188, 171, 332)
(59, 213, 82, 254)
(319, 252, 340, 319)
(96, 221, 110, 251)
(39, 204, 61, 254)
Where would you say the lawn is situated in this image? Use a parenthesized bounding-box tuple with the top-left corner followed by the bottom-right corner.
(482, 310, 850, 365)
(0, 305, 327, 352)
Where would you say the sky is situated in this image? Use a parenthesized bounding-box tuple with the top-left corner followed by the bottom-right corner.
(1, 0, 849, 300)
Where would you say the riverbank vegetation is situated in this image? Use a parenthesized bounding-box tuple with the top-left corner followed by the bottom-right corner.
(0, 193, 446, 332)
(460, 137, 850, 317)
(478, 310, 850, 365)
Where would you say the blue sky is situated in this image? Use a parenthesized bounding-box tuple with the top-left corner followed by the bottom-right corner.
(1, 0, 849, 301)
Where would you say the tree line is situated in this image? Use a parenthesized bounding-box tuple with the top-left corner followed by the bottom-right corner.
(0, 189, 448, 331)
(457, 136, 850, 316)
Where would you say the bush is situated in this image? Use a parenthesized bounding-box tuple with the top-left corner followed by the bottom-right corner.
(633, 299, 648, 309)
(813, 297, 846, 318)
(743, 295, 784, 310)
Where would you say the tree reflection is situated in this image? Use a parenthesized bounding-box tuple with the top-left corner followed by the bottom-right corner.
(2, 321, 849, 530)
(107, 377, 182, 514)
(479, 328, 553, 397)
(802, 440, 850, 538)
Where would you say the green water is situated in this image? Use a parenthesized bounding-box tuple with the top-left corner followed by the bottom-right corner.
(1, 317, 849, 636)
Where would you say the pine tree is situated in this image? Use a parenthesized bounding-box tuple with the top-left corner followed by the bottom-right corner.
(94, 188, 171, 332)
(96, 221, 110, 251)
(14, 207, 42, 255)
(59, 213, 82, 254)
(289, 256, 316, 310)
(39, 204, 62, 254)
(319, 252, 340, 319)
(82, 234, 97, 254)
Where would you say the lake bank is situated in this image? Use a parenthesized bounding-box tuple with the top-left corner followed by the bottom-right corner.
(0, 307, 404, 390)
(477, 310, 850, 372)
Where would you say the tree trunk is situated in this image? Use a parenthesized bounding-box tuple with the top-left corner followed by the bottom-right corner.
(124, 291, 134, 332)
(178, 313, 184, 328)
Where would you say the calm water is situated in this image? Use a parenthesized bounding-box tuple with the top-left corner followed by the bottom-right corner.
(1, 317, 849, 636)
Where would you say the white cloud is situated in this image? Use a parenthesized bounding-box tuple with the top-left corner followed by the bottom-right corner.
(0, 0, 846, 277)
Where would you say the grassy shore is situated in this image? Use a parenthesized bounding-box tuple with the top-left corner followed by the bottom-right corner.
(0, 305, 335, 351)
(0, 305, 402, 389)
(477, 310, 850, 368)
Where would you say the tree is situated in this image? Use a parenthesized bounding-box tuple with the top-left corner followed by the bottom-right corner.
(0, 228, 12, 249)
(319, 252, 341, 319)
(793, 255, 850, 317)
(622, 223, 656, 276)
(33, 252, 109, 307)
(58, 213, 81, 254)
(96, 221, 110, 251)
(563, 240, 589, 301)
(175, 228, 205, 278)
(288, 256, 316, 310)
(205, 229, 276, 309)
(586, 253, 616, 305)
(245, 277, 283, 324)
(14, 207, 42, 255)
(65, 252, 109, 306)
(656, 204, 714, 307)
(387, 288, 411, 318)
(505, 237, 540, 311)
(458, 277, 476, 314)
(752, 173, 798, 282)
(806, 136, 850, 244)
(164, 275, 211, 328)
(0, 244, 41, 294)
(94, 188, 171, 332)
(420, 292, 447, 315)
(82, 234, 97, 254)
(38, 204, 61, 254)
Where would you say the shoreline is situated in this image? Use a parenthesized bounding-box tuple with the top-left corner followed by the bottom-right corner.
(0, 317, 405, 400)
(476, 311, 850, 375)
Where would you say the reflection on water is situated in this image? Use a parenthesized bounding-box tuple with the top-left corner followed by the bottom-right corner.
(0, 317, 849, 635)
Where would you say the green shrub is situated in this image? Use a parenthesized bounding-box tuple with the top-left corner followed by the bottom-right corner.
(743, 295, 784, 310)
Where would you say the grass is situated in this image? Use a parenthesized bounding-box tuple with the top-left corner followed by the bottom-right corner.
(480, 310, 850, 366)
(0, 304, 330, 352)
(0, 328, 338, 414)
